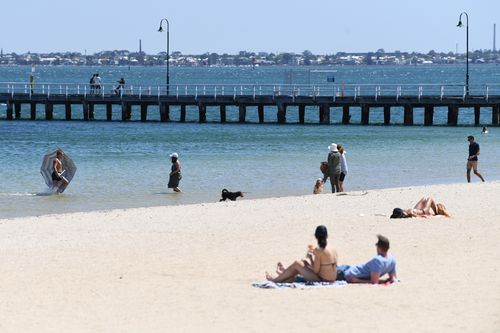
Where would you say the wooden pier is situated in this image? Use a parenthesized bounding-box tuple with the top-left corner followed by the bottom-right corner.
(1, 83, 499, 125)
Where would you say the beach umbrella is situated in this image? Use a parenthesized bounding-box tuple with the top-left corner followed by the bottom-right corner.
(40, 148, 77, 191)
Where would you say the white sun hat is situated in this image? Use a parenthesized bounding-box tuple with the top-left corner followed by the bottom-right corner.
(328, 143, 338, 152)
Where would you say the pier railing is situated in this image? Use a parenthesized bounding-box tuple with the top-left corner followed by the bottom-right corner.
(2, 82, 500, 100)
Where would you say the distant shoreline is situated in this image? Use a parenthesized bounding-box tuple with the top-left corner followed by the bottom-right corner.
(1, 49, 499, 66)
(2, 180, 496, 221)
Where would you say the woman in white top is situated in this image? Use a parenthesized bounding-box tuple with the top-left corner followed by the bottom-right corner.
(337, 144, 348, 192)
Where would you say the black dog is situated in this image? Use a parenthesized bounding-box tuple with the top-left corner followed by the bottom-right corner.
(220, 189, 244, 202)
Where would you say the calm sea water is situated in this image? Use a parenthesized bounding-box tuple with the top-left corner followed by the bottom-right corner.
(1, 65, 499, 218)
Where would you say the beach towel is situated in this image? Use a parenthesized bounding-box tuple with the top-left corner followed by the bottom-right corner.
(252, 281, 348, 289)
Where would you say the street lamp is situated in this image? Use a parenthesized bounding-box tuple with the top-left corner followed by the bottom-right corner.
(457, 12, 469, 96)
(158, 18, 170, 95)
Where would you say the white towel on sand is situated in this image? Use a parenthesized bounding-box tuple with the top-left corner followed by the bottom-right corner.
(252, 281, 347, 289)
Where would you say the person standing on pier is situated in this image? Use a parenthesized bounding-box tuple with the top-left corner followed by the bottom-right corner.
(89, 74, 96, 94)
(466, 135, 485, 183)
(114, 78, 126, 95)
(327, 143, 341, 193)
(94, 73, 102, 94)
(168, 152, 182, 192)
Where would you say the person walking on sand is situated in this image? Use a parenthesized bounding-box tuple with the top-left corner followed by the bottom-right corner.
(467, 135, 485, 183)
(168, 152, 182, 192)
(327, 143, 341, 193)
(337, 235, 397, 284)
(337, 144, 348, 192)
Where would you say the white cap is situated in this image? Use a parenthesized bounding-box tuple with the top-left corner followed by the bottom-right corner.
(328, 143, 338, 152)
(169, 152, 179, 158)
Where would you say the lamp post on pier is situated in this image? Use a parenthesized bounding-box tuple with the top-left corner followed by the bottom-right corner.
(158, 18, 170, 95)
(457, 12, 469, 96)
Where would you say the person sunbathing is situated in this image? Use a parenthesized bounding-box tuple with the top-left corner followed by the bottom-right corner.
(266, 225, 338, 283)
(390, 197, 451, 218)
(337, 234, 397, 284)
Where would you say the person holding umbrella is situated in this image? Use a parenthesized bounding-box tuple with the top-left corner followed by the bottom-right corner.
(40, 148, 77, 194)
(52, 150, 69, 193)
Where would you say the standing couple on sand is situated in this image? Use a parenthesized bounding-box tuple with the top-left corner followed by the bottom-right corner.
(265, 225, 397, 284)
(322, 143, 348, 193)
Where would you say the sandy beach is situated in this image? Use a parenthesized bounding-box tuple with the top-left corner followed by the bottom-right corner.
(1, 181, 499, 332)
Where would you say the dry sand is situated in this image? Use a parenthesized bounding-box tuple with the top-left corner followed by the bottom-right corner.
(0, 181, 499, 332)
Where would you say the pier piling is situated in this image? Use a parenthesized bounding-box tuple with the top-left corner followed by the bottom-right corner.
(140, 103, 148, 122)
(361, 105, 369, 125)
(88, 103, 95, 120)
(106, 103, 112, 121)
(199, 104, 206, 123)
(277, 104, 286, 124)
(258, 105, 265, 123)
(180, 105, 186, 122)
(65, 102, 72, 120)
(83, 102, 90, 121)
(298, 105, 305, 124)
(383, 106, 391, 125)
(159, 103, 169, 122)
(404, 105, 414, 125)
(424, 106, 434, 126)
(239, 105, 246, 123)
(474, 106, 481, 125)
(6, 101, 13, 120)
(15, 103, 21, 119)
(121, 103, 127, 121)
(447, 106, 458, 126)
(493, 105, 500, 125)
(45, 102, 53, 120)
(126, 104, 132, 120)
(342, 106, 350, 124)
(30, 102, 36, 120)
(220, 105, 227, 123)
(319, 105, 330, 124)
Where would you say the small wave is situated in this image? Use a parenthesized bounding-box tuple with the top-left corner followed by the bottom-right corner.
(0, 192, 38, 197)
(0, 189, 57, 197)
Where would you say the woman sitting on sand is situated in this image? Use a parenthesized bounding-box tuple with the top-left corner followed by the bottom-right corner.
(390, 197, 451, 218)
(266, 225, 338, 283)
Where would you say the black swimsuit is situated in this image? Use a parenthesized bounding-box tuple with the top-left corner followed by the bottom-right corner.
(52, 171, 62, 181)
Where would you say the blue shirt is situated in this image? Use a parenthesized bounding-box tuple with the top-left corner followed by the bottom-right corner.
(344, 255, 396, 280)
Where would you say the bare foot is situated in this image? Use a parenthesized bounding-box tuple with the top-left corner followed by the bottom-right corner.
(265, 272, 275, 281)
(276, 262, 285, 275)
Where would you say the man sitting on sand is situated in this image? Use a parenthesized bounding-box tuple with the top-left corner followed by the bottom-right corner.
(337, 235, 397, 284)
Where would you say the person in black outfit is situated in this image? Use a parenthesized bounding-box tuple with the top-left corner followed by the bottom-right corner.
(466, 135, 485, 183)
(114, 78, 126, 95)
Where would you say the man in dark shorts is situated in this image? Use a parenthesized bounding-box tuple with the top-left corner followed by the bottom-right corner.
(466, 136, 485, 183)
(52, 150, 69, 193)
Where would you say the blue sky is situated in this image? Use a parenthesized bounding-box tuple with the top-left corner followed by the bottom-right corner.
(1, 0, 498, 54)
